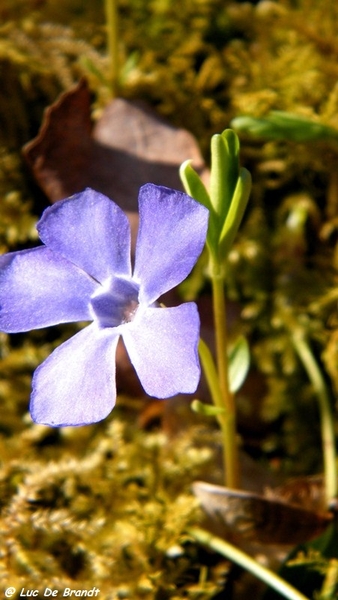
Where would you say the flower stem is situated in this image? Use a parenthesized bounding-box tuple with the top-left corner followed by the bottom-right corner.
(291, 329, 337, 507)
(188, 527, 310, 600)
(104, 0, 119, 97)
(198, 339, 234, 490)
(210, 257, 240, 489)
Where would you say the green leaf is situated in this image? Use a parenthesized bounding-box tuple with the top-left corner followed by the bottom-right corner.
(231, 111, 338, 143)
(181, 130, 250, 260)
(219, 166, 252, 258)
(228, 335, 250, 393)
(223, 128, 240, 160)
(210, 130, 240, 219)
(180, 160, 219, 256)
(179, 160, 212, 211)
(191, 399, 225, 417)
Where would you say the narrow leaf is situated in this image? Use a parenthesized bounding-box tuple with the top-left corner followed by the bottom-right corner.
(210, 130, 239, 219)
(191, 399, 225, 417)
(222, 128, 240, 163)
(180, 160, 219, 255)
(219, 167, 252, 258)
(210, 134, 228, 216)
(231, 111, 338, 143)
(179, 160, 212, 210)
(228, 335, 250, 393)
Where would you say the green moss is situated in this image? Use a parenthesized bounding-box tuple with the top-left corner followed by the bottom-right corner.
(0, 415, 226, 597)
(1, 1, 338, 594)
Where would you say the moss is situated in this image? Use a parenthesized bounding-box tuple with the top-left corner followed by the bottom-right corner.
(1, 0, 338, 595)
(0, 416, 225, 597)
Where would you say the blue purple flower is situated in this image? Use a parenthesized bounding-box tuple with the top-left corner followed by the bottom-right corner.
(0, 185, 208, 426)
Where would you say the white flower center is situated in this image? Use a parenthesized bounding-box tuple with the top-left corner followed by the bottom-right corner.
(122, 299, 139, 323)
(90, 277, 140, 329)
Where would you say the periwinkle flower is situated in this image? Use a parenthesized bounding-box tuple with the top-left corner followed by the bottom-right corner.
(0, 185, 208, 427)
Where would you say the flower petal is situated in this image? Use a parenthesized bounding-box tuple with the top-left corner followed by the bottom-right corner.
(134, 184, 208, 304)
(30, 324, 119, 426)
(0, 247, 98, 332)
(122, 302, 201, 397)
(37, 188, 131, 283)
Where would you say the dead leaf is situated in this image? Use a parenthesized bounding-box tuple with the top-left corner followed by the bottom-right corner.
(193, 479, 332, 546)
(23, 78, 207, 212)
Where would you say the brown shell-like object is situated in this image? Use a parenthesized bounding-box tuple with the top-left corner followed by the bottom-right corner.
(193, 480, 333, 546)
(23, 78, 207, 212)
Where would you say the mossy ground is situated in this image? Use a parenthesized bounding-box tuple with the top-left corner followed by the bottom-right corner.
(1, 1, 338, 597)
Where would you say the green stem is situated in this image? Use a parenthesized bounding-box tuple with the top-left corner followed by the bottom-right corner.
(291, 330, 337, 506)
(104, 0, 119, 97)
(210, 257, 240, 489)
(188, 527, 310, 600)
(198, 338, 224, 411)
(198, 338, 231, 487)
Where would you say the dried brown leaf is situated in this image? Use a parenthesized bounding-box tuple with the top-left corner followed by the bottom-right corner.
(23, 78, 207, 213)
